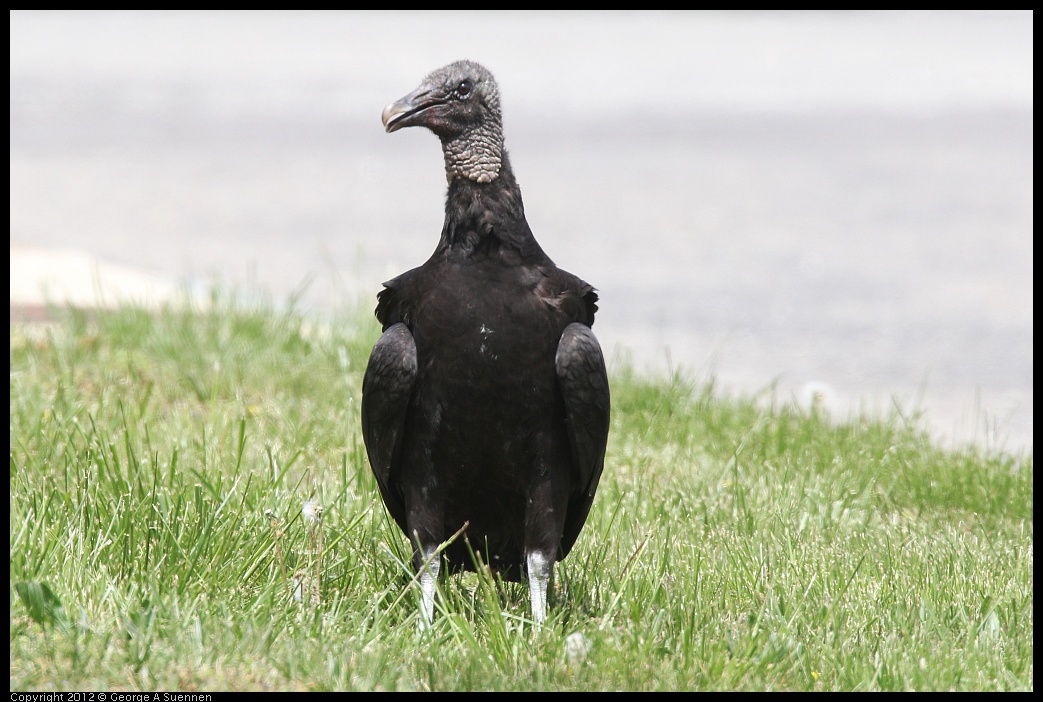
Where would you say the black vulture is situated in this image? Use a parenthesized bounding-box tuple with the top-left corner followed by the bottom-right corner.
(361, 60, 610, 626)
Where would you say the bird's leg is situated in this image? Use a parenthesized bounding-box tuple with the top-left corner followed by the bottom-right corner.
(416, 543, 440, 629)
(526, 551, 554, 628)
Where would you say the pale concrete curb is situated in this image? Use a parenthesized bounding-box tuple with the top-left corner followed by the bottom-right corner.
(10, 244, 183, 321)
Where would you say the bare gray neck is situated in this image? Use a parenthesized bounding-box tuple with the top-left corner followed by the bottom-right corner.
(441, 120, 504, 184)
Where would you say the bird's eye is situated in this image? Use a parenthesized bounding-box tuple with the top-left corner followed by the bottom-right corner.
(457, 80, 473, 97)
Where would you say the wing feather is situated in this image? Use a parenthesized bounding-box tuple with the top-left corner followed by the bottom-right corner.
(555, 322, 611, 556)
(361, 322, 417, 532)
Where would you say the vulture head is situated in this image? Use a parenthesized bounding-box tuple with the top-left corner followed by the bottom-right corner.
(381, 60, 505, 184)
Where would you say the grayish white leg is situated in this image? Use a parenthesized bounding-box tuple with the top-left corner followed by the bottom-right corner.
(526, 551, 553, 627)
(418, 546, 440, 629)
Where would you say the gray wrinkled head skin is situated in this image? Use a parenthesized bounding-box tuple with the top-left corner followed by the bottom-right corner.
(382, 60, 504, 184)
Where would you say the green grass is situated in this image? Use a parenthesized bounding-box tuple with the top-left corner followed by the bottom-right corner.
(10, 300, 1032, 691)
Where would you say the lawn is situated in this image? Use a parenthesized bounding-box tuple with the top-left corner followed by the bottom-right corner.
(9, 300, 1032, 691)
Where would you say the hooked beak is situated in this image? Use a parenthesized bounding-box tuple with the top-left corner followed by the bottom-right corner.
(381, 87, 444, 134)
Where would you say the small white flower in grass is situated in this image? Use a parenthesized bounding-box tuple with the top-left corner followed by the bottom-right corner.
(564, 632, 592, 663)
(303, 498, 323, 525)
(799, 381, 836, 415)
